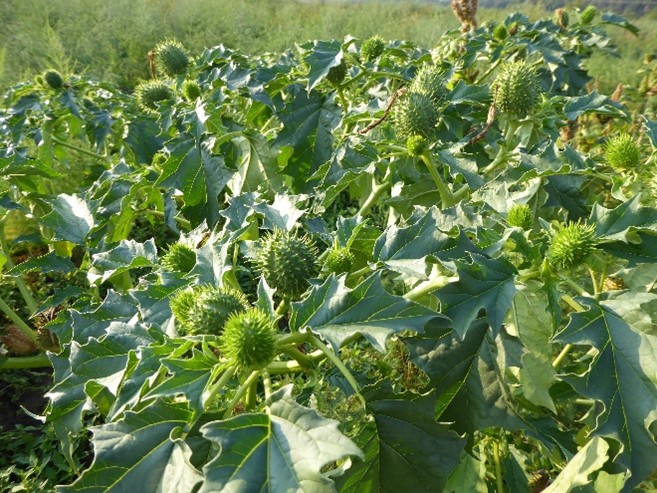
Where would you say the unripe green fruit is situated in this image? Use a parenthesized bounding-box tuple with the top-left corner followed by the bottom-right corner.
(554, 8, 569, 29)
(548, 222, 598, 270)
(392, 91, 439, 139)
(135, 80, 175, 113)
(220, 308, 277, 371)
(171, 285, 250, 336)
(409, 65, 446, 106)
(605, 134, 641, 170)
(361, 36, 385, 62)
(493, 24, 508, 40)
(507, 204, 533, 230)
(43, 69, 64, 90)
(324, 246, 355, 275)
(254, 229, 319, 299)
(182, 79, 201, 101)
(493, 61, 541, 118)
(161, 242, 196, 273)
(327, 60, 348, 85)
(579, 6, 597, 25)
(407, 135, 428, 157)
(153, 39, 190, 77)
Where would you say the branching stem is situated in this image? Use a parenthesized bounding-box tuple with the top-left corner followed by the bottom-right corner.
(0, 353, 51, 369)
(223, 369, 260, 419)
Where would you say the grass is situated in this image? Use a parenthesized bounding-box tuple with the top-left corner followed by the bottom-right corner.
(0, 0, 655, 92)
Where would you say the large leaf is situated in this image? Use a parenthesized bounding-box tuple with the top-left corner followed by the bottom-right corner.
(88, 239, 158, 284)
(542, 437, 611, 493)
(336, 382, 465, 493)
(58, 400, 202, 493)
(591, 195, 657, 242)
(432, 253, 517, 339)
(290, 273, 440, 352)
(199, 385, 362, 493)
(226, 134, 284, 196)
(563, 92, 628, 120)
(553, 294, 657, 491)
(602, 232, 657, 267)
(41, 194, 95, 244)
(302, 40, 343, 90)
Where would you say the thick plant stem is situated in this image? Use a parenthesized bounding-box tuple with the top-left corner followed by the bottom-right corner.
(279, 346, 317, 368)
(493, 441, 505, 493)
(552, 345, 573, 369)
(0, 296, 39, 345)
(51, 136, 111, 163)
(404, 276, 456, 302)
(202, 366, 237, 412)
(357, 179, 391, 217)
(558, 274, 590, 297)
(262, 370, 273, 405)
(244, 377, 258, 411)
(223, 370, 261, 419)
(308, 334, 366, 408)
(0, 228, 39, 313)
(420, 152, 461, 208)
(346, 266, 374, 284)
(336, 87, 348, 113)
(266, 359, 306, 375)
(1, 353, 51, 369)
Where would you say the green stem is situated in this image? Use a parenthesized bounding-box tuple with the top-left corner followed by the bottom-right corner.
(404, 276, 456, 302)
(266, 359, 306, 375)
(558, 274, 590, 297)
(474, 57, 503, 85)
(51, 136, 110, 163)
(139, 209, 192, 230)
(214, 131, 246, 148)
(276, 331, 311, 347)
(357, 176, 391, 217)
(336, 87, 348, 113)
(244, 377, 258, 411)
(1, 353, 51, 369)
(308, 334, 366, 409)
(346, 265, 374, 284)
(223, 369, 261, 419)
(561, 294, 586, 312)
(0, 228, 39, 313)
(588, 268, 599, 296)
(202, 366, 236, 411)
(279, 346, 317, 368)
(552, 344, 573, 369)
(0, 296, 39, 345)
(275, 298, 290, 318)
(482, 146, 508, 175)
(262, 370, 273, 405)
(493, 440, 505, 493)
(420, 152, 455, 208)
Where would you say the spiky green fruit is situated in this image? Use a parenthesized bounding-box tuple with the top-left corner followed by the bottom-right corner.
(135, 80, 175, 113)
(579, 6, 597, 25)
(153, 39, 190, 77)
(161, 242, 196, 273)
(392, 91, 439, 139)
(254, 229, 319, 299)
(361, 35, 385, 62)
(43, 69, 64, 90)
(406, 135, 428, 157)
(327, 60, 348, 85)
(493, 61, 541, 119)
(507, 204, 533, 230)
(324, 246, 355, 275)
(409, 65, 446, 106)
(493, 24, 508, 40)
(182, 79, 201, 101)
(220, 308, 277, 371)
(171, 285, 250, 336)
(554, 8, 569, 29)
(605, 134, 641, 170)
(548, 222, 598, 270)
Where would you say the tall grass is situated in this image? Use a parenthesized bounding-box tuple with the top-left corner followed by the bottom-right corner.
(0, 0, 654, 91)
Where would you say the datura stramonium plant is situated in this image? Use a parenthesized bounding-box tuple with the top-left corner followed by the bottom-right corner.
(392, 64, 445, 139)
(605, 134, 641, 171)
(324, 245, 355, 275)
(220, 308, 277, 371)
(361, 35, 385, 62)
(507, 204, 533, 230)
(327, 60, 348, 85)
(170, 285, 250, 336)
(42, 69, 64, 90)
(181, 79, 202, 101)
(153, 39, 191, 77)
(493, 61, 542, 119)
(135, 80, 175, 113)
(254, 229, 319, 299)
(548, 222, 599, 270)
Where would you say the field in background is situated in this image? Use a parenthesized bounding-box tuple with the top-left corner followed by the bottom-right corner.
(0, 0, 656, 93)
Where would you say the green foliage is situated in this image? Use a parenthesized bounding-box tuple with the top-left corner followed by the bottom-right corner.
(220, 308, 277, 371)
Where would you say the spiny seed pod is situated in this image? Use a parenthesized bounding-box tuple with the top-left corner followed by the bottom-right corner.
(548, 222, 598, 270)
(392, 91, 439, 139)
(254, 229, 319, 299)
(161, 242, 196, 273)
(493, 24, 508, 41)
(220, 308, 277, 370)
(324, 246, 355, 275)
(43, 69, 64, 90)
(605, 134, 641, 170)
(579, 6, 597, 25)
(507, 204, 533, 230)
(182, 79, 201, 101)
(407, 135, 428, 157)
(171, 285, 250, 336)
(361, 35, 385, 62)
(135, 80, 175, 113)
(153, 39, 190, 77)
(409, 65, 446, 106)
(327, 60, 348, 85)
(554, 8, 569, 29)
(493, 61, 541, 119)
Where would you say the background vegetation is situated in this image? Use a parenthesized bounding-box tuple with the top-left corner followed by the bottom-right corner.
(1, 0, 656, 92)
